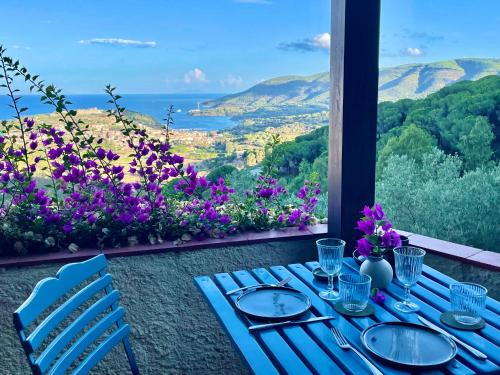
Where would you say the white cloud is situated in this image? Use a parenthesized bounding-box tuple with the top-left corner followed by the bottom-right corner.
(220, 74, 244, 88)
(234, 0, 272, 4)
(311, 33, 331, 49)
(279, 32, 330, 52)
(402, 47, 424, 57)
(11, 45, 31, 50)
(184, 68, 209, 84)
(78, 38, 157, 48)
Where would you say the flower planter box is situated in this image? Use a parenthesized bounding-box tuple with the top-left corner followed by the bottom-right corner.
(0, 224, 328, 268)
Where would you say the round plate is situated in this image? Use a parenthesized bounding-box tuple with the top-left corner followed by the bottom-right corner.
(235, 286, 311, 321)
(361, 322, 457, 368)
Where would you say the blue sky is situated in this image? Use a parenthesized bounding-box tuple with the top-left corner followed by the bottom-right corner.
(0, 0, 499, 94)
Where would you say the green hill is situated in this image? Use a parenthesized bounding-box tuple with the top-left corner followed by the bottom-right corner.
(265, 75, 500, 176)
(203, 58, 500, 115)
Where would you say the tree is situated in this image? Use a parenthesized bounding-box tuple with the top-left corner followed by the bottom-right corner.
(376, 124, 437, 178)
(376, 148, 500, 251)
(206, 165, 238, 183)
(458, 116, 494, 170)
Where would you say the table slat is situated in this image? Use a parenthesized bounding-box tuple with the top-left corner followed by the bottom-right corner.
(193, 276, 280, 375)
(253, 267, 371, 375)
(231, 269, 341, 375)
(214, 272, 313, 375)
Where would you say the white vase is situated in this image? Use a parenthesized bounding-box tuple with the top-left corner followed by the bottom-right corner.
(359, 256, 393, 289)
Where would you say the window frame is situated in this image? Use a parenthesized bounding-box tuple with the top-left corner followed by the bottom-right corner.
(328, 0, 381, 251)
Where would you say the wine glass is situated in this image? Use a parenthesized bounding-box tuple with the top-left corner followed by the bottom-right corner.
(317, 238, 345, 300)
(393, 246, 426, 313)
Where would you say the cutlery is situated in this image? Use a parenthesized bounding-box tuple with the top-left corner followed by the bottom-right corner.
(418, 316, 487, 360)
(226, 276, 292, 295)
(249, 315, 335, 332)
(331, 327, 383, 375)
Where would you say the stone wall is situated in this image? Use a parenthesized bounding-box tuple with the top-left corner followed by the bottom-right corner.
(0, 240, 316, 375)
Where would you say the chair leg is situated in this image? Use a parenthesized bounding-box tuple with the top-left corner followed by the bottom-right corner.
(122, 337, 140, 375)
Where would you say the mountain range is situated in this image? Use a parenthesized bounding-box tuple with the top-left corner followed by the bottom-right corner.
(203, 58, 500, 115)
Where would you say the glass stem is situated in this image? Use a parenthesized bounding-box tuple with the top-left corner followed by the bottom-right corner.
(328, 274, 334, 293)
(404, 286, 411, 304)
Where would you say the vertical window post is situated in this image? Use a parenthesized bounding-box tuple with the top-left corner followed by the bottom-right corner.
(328, 0, 381, 252)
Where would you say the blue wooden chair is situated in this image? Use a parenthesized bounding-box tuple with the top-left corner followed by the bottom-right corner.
(13, 254, 140, 375)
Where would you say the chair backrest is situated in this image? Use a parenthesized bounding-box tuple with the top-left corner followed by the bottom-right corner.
(13, 254, 140, 375)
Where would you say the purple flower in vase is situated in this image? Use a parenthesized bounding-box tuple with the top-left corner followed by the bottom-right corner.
(356, 238, 373, 257)
(380, 231, 393, 248)
(362, 205, 374, 218)
(390, 230, 401, 247)
(356, 219, 375, 235)
(373, 203, 385, 220)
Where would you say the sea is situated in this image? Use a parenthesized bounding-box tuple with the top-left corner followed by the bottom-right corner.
(0, 93, 236, 130)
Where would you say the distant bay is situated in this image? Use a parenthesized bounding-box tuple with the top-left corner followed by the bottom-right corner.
(0, 93, 236, 130)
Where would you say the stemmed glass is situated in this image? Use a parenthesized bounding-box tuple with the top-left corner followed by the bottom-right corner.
(393, 246, 426, 313)
(317, 238, 345, 300)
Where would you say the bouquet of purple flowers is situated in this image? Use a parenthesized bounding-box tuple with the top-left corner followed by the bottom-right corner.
(356, 203, 401, 257)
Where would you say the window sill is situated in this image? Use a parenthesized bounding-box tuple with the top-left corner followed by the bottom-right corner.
(398, 230, 500, 271)
(0, 224, 328, 268)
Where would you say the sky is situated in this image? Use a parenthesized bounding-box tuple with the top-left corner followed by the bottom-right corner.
(0, 0, 499, 94)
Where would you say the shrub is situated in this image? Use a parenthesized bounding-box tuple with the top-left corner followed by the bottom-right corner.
(376, 148, 500, 251)
(0, 48, 320, 256)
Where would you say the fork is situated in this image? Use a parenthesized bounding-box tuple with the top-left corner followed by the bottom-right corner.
(226, 276, 292, 295)
(331, 327, 383, 375)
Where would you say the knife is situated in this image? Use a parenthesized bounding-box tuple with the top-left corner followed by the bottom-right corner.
(418, 316, 488, 360)
(249, 316, 335, 332)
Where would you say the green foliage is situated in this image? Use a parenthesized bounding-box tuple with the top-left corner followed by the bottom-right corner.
(458, 116, 494, 170)
(377, 75, 500, 160)
(206, 165, 238, 183)
(377, 124, 437, 177)
(264, 126, 328, 176)
(376, 149, 500, 251)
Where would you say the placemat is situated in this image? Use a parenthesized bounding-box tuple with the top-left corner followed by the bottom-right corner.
(440, 311, 485, 330)
(334, 302, 374, 317)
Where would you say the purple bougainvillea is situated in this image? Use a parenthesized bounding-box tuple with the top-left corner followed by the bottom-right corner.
(0, 48, 323, 255)
(355, 203, 401, 257)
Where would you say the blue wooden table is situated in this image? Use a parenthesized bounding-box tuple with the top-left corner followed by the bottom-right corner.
(195, 258, 500, 375)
